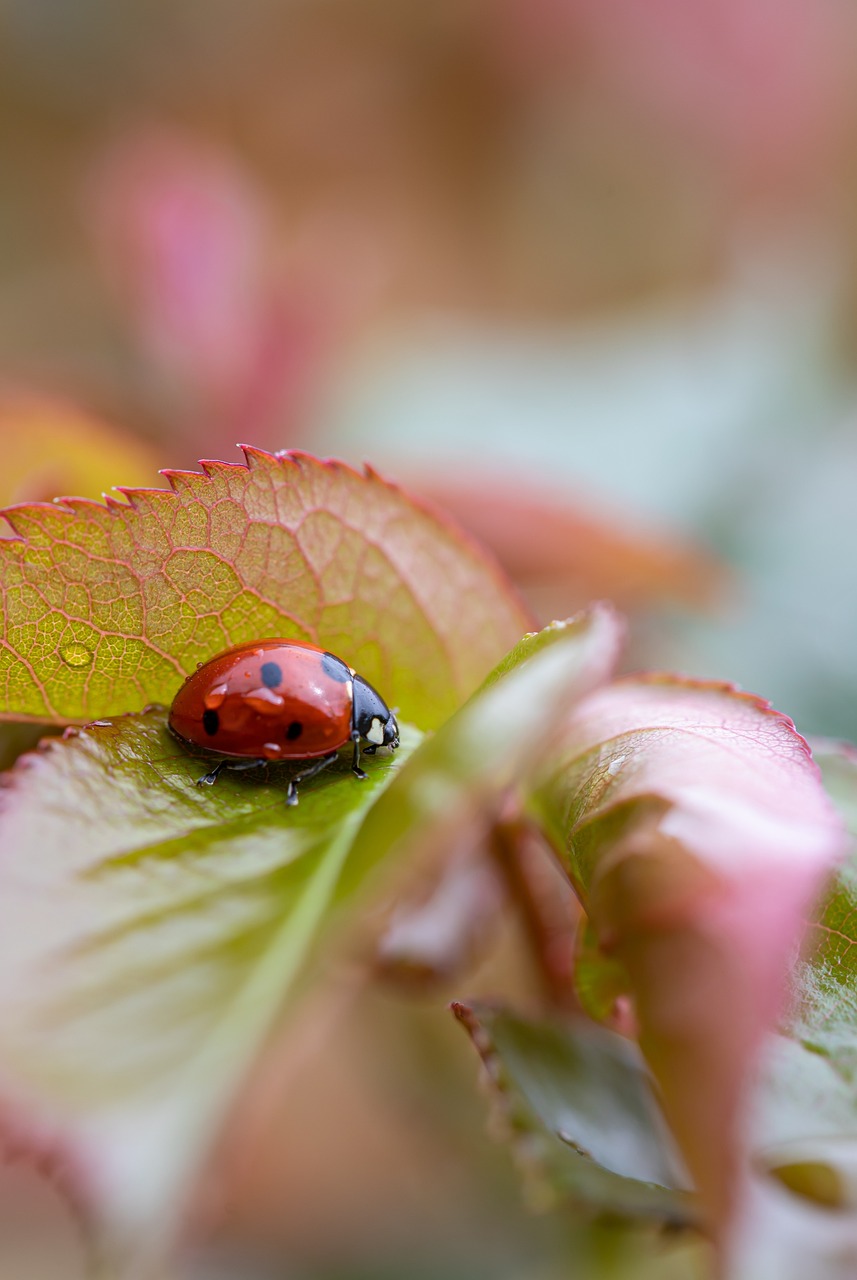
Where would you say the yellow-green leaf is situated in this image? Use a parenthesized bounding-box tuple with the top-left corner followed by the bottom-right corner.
(0, 449, 531, 728)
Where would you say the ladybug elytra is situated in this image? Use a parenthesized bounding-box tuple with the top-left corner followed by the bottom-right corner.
(168, 639, 400, 805)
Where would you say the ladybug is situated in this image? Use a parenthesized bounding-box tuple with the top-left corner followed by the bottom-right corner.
(168, 639, 400, 806)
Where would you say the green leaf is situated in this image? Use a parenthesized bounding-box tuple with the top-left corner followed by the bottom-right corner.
(0, 596, 619, 1248)
(452, 1003, 696, 1225)
(477, 612, 625, 692)
(348, 604, 624, 878)
(751, 741, 857, 1209)
(0, 449, 530, 728)
(341, 606, 622, 998)
(0, 708, 420, 1237)
(781, 739, 857, 1076)
(574, 915, 632, 1027)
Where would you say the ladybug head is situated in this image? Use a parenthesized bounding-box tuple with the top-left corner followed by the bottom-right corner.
(352, 674, 400, 750)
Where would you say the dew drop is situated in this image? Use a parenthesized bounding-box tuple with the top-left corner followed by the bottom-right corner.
(61, 643, 93, 669)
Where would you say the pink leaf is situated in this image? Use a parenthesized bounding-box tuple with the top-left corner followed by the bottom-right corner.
(535, 675, 847, 1238)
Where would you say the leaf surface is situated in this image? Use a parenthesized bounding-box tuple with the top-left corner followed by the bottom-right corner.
(0, 448, 531, 728)
(452, 1002, 695, 1225)
(532, 676, 847, 1235)
(0, 708, 419, 1238)
(750, 741, 857, 1213)
(348, 604, 624, 888)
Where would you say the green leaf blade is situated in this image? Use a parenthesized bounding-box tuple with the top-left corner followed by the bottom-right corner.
(453, 1003, 696, 1226)
(0, 709, 421, 1237)
(749, 742, 857, 1215)
(350, 603, 624, 871)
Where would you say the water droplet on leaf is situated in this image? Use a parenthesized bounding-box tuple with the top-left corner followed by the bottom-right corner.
(61, 643, 93, 669)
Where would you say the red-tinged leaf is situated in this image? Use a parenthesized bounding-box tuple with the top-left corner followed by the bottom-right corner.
(374, 851, 506, 990)
(532, 676, 847, 1238)
(0, 448, 531, 728)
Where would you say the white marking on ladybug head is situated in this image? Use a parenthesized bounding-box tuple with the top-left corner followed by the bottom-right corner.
(366, 717, 385, 746)
(345, 679, 353, 699)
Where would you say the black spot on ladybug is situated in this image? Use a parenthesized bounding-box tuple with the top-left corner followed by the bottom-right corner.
(322, 651, 351, 683)
(286, 720, 303, 740)
(202, 709, 220, 736)
(260, 661, 283, 688)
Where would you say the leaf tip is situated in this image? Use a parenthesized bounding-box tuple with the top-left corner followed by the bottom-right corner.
(237, 443, 279, 473)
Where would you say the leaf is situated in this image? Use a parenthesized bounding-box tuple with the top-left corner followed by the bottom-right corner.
(360, 609, 623, 993)
(347, 604, 624, 889)
(749, 741, 857, 1209)
(0, 448, 531, 728)
(0, 707, 420, 1243)
(531, 676, 847, 1236)
(773, 739, 857, 1090)
(374, 852, 506, 990)
(452, 1003, 696, 1226)
(574, 915, 634, 1029)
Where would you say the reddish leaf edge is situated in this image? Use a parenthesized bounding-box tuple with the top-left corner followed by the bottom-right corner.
(0, 446, 534, 727)
(609, 671, 817, 767)
(0, 445, 534, 629)
(450, 998, 562, 1210)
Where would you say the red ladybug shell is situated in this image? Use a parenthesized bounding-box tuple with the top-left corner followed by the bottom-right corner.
(169, 639, 355, 762)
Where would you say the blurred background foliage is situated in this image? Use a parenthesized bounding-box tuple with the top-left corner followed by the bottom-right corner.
(2, 1, 857, 1275)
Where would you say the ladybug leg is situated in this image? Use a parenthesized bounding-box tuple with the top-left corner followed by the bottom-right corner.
(197, 757, 268, 788)
(363, 744, 378, 756)
(196, 759, 229, 787)
(286, 753, 338, 807)
(351, 731, 367, 781)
